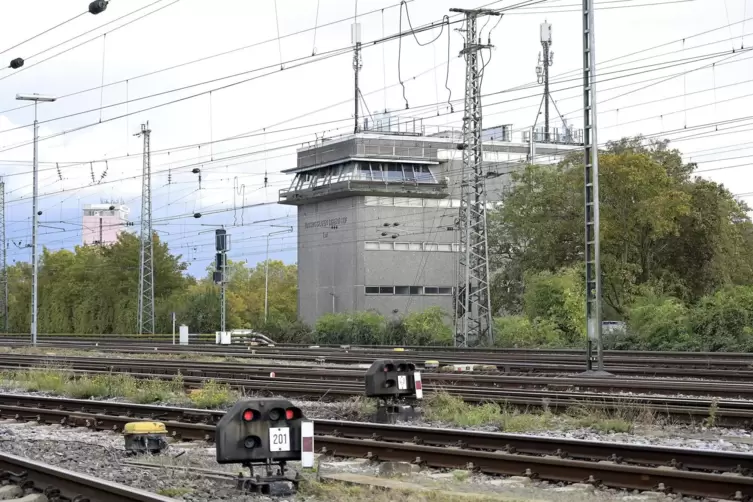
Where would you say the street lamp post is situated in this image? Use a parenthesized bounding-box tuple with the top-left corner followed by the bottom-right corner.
(16, 93, 56, 346)
(264, 227, 292, 323)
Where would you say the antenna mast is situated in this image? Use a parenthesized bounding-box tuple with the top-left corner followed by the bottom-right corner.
(352, 22, 362, 133)
(536, 21, 553, 142)
(136, 123, 155, 335)
(451, 7, 500, 348)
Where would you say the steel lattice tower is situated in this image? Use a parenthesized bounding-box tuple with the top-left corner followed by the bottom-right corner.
(452, 8, 501, 348)
(0, 180, 7, 332)
(136, 123, 155, 335)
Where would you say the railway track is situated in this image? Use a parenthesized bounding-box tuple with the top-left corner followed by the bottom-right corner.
(4, 337, 753, 378)
(3, 352, 753, 398)
(0, 451, 175, 501)
(2, 356, 753, 425)
(1, 394, 752, 499)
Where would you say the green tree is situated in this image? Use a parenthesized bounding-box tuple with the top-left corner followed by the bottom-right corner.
(489, 137, 750, 316)
(522, 267, 585, 343)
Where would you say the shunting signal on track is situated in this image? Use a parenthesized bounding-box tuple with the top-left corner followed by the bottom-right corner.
(365, 359, 423, 399)
(365, 360, 423, 423)
(216, 399, 314, 495)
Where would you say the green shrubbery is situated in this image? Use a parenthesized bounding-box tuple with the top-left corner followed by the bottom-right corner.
(311, 307, 453, 346)
(621, 286, 753, 352)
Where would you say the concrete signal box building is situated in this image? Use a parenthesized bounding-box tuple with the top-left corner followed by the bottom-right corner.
(82, 203, 130, 246)
(279, 117, 581, 325)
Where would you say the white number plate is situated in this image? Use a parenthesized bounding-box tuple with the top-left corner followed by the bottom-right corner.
(269, 427, 291, 452)
(397, 375, 407, 390)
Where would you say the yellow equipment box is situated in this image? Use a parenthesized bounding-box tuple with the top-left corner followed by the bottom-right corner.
(124, 422, 167, 435)
(123, 421, 168, 455)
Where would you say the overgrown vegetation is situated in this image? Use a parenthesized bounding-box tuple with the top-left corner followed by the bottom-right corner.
(0, 369, 237, 408)
(488, 137, 753, 351)
(313, 307, 453, 346)
(424, 392, 636, 433)
(156, 487, 193, 497)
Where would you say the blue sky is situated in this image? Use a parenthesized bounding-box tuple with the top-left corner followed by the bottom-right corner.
(0, 0, 749, 278)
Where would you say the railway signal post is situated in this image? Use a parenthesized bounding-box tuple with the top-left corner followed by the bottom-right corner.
(216, 399, 314, 495)
(365, 359, 423, 423)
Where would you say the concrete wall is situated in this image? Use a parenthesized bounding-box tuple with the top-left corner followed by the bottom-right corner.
(294, 145, 536, 325)
(297, 198, 359, 324)
(297, 159, 461, 325)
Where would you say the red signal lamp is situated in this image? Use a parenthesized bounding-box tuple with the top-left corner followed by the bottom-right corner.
(285, 407, 301, 420)
(242, 409, 258, 422)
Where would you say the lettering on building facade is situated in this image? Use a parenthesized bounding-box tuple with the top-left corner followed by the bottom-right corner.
(304, 216, 347, 229)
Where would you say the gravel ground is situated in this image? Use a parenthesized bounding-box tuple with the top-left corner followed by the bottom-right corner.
(0, 420, 731, 502)
(0, 420, 278, 502)
(2, 385, 752, 454)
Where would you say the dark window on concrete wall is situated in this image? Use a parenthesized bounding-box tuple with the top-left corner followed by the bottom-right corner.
(365, 286, 451, 296)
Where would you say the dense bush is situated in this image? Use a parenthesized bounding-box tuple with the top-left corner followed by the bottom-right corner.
(622, 293, 693, 350)
(402, 307, 453, 345)
(492, 316, 571, 348)
(258, 318, 313, 344)
(523, 267, 585, 344)
(313, 311, 388, 345)
(621, 286, 753, 352)
(690, 286, 753, 351)
(311, 308, 453, 346)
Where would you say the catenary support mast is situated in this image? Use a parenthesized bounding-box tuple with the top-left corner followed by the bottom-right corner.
(582, 0, 605, 371)
(136, 123, 155, 335)
(452, 7, 500, 348)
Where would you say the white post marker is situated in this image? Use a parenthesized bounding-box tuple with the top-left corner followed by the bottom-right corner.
(301, 420, 315, 468)
(414, 371, 423, 399)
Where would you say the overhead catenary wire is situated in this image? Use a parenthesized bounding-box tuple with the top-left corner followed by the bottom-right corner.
(0, 10, 89, 57)
(5, 1, 752, 262)
(1, 0, 178, 82)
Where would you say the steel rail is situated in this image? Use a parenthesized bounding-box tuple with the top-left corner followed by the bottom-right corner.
(7, 334, 753, 359)
(1, 397, 753, 499)
(2, 353, 753, 399)
(0, 393, 751, 473)
(2, 369, 753, 425)
(4, 338, 753, 372)
(0, 451, 177, 502)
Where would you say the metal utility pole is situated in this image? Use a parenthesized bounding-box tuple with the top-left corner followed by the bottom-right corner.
(352, 22, 362, 133)
(536, 21, 553, 142)
(215, 229, 229, 335)
(0, 180, 7, 332)
(582, 0, 605, 373)
(451, 7, 500, 348)
(136, 123, 155, 335)
(264, 227, 293, 323)
(16, 93, 56, 346)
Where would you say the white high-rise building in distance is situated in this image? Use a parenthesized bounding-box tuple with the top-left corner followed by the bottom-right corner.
(82, 203, 130, 246)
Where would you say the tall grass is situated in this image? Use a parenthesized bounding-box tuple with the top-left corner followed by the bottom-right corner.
(0, 368, 237, 408)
